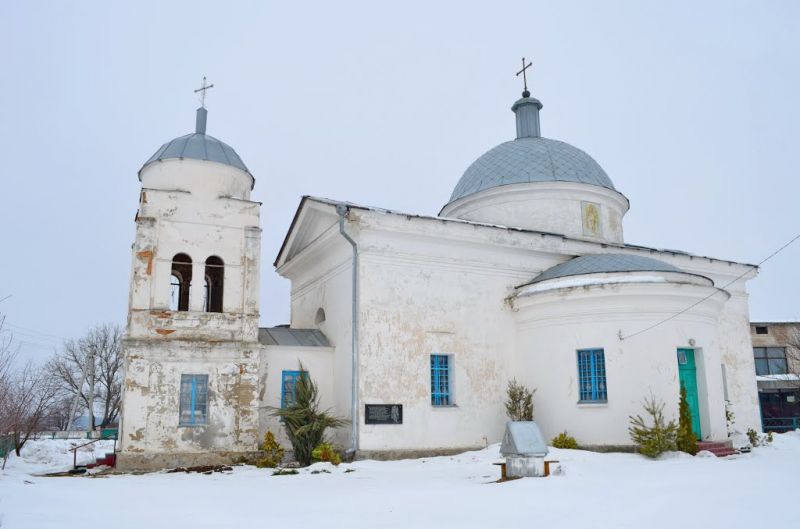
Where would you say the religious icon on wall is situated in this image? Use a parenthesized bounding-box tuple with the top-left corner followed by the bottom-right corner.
(582, 201, 601, 237)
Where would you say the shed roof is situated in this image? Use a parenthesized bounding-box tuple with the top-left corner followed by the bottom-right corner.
(258, 327, 331, 347)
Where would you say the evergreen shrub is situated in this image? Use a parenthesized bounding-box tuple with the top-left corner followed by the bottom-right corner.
(676, 385, 698, 455)
(551, 431, 579, 449)
(747, 428, 773, 447)
(312, 443, 342, 465)
(256, 431, 284, 468)
(628, 395, 678, 458)
(505, 379, 535, 421)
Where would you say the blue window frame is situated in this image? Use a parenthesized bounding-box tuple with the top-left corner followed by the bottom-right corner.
(179, 374, 209, 426)
(577, 349, 607, 402)
(431, 354, 452, 406)
(281, 370, 308, 408)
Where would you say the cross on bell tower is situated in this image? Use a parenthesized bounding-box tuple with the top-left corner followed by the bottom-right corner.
(194, 76, 215, 108)
(516, 58, 533, 98)
(193, 77, 214, 134)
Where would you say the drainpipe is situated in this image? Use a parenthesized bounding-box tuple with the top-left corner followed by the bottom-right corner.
(336, 204, 359, 458)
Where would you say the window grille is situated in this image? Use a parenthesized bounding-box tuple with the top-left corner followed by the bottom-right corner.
(577, 349, 607, 402)
(281, 370, 307, 408)
(431, 354, 451, 406)
(179, 374, 209, 426)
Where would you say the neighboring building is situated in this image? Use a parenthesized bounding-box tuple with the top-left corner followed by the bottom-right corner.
(750, 322, 800, 432)
(119, 81, 764, 469)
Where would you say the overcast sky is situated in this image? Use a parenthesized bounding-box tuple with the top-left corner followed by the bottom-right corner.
(2, 1, 798, 362)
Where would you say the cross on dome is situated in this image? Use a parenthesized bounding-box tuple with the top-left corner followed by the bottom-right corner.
(516, 58, 533, 98)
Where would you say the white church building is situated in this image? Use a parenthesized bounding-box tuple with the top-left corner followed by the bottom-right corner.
(117, 82, 762, 469)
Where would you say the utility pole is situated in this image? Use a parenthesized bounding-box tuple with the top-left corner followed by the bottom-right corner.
(64, 347, 96, 432)
(86, 344, 96, 431)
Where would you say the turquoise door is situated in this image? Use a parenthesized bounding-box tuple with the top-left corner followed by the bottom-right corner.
(677, 348, 701, 439)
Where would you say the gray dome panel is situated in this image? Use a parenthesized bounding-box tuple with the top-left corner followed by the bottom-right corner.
(141, 133, 250, 175)
(450, 137, 614, 203)
(529, 254, 683, 285)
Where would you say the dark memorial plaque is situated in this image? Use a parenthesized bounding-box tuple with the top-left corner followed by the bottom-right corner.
(365, 404, 403, 425)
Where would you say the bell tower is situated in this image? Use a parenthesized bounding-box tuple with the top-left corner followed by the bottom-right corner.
(118, 85, 264, 470)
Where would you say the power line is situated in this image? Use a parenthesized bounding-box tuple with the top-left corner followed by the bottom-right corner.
(620, 232, 800, 341)
(2, 328, 62, 344)
(4, 322, 66, 341)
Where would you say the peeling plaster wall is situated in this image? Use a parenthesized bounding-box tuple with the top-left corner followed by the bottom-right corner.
(346, 210, 562, 452)
(118, 340, 261, 470)
(119, 158, 264, 470)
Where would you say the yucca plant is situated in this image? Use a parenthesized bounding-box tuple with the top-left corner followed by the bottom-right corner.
(269, 364, 348, 466)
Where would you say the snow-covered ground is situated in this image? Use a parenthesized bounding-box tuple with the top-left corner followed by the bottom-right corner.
(2, 433, 798, 529)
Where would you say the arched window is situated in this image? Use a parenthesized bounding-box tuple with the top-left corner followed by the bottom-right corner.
(170, 253, 192, 311)
(204, 256, 224, 313)
(315, 308, 326, 326)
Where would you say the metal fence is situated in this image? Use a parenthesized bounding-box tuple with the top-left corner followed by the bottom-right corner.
(762, 417, 800, 432)
(0, 435, 13, 458)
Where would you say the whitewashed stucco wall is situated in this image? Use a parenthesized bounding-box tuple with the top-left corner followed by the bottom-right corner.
(277, 201, 761, 455)
(259, 345, 336, 447)
(513, 277, 730, 446)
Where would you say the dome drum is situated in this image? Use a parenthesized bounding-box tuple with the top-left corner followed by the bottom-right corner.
(441, 180, 629, 243)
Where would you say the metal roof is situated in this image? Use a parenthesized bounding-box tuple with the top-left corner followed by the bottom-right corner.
(139, 108, 252, 181)
(449, 137, 615, 202)
(141, 133, 250, 174)
(276, 196, 759, 271)
(500, 422, 548, 457)
(528, 253, 684, 284)
(258, 327, 331, 347)
(447, 95, 615, 204)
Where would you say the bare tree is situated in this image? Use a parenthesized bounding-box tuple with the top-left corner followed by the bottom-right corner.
(786, 328, 800, 387)
(1, 360, 60, 455)
(48, 323, 123, 430)
(0, 315, 16, 420)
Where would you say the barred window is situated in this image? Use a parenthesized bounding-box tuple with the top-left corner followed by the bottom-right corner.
(179, 374, 209, 426)
(431, 354, 452, 406)
(281, 370, 308, 408)
(577, 349, 607, 402)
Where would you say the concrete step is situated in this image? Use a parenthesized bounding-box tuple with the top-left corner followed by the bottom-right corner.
(697, 440, 737, 457)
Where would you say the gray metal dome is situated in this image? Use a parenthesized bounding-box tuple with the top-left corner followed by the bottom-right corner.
(448, 95, 615, 203)
(139, 108, 252, 180)
(450, 137, 614, 202)
(528, 254, 683, 285)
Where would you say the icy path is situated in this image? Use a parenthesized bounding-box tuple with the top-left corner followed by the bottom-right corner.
(2, 433, 798, 529)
